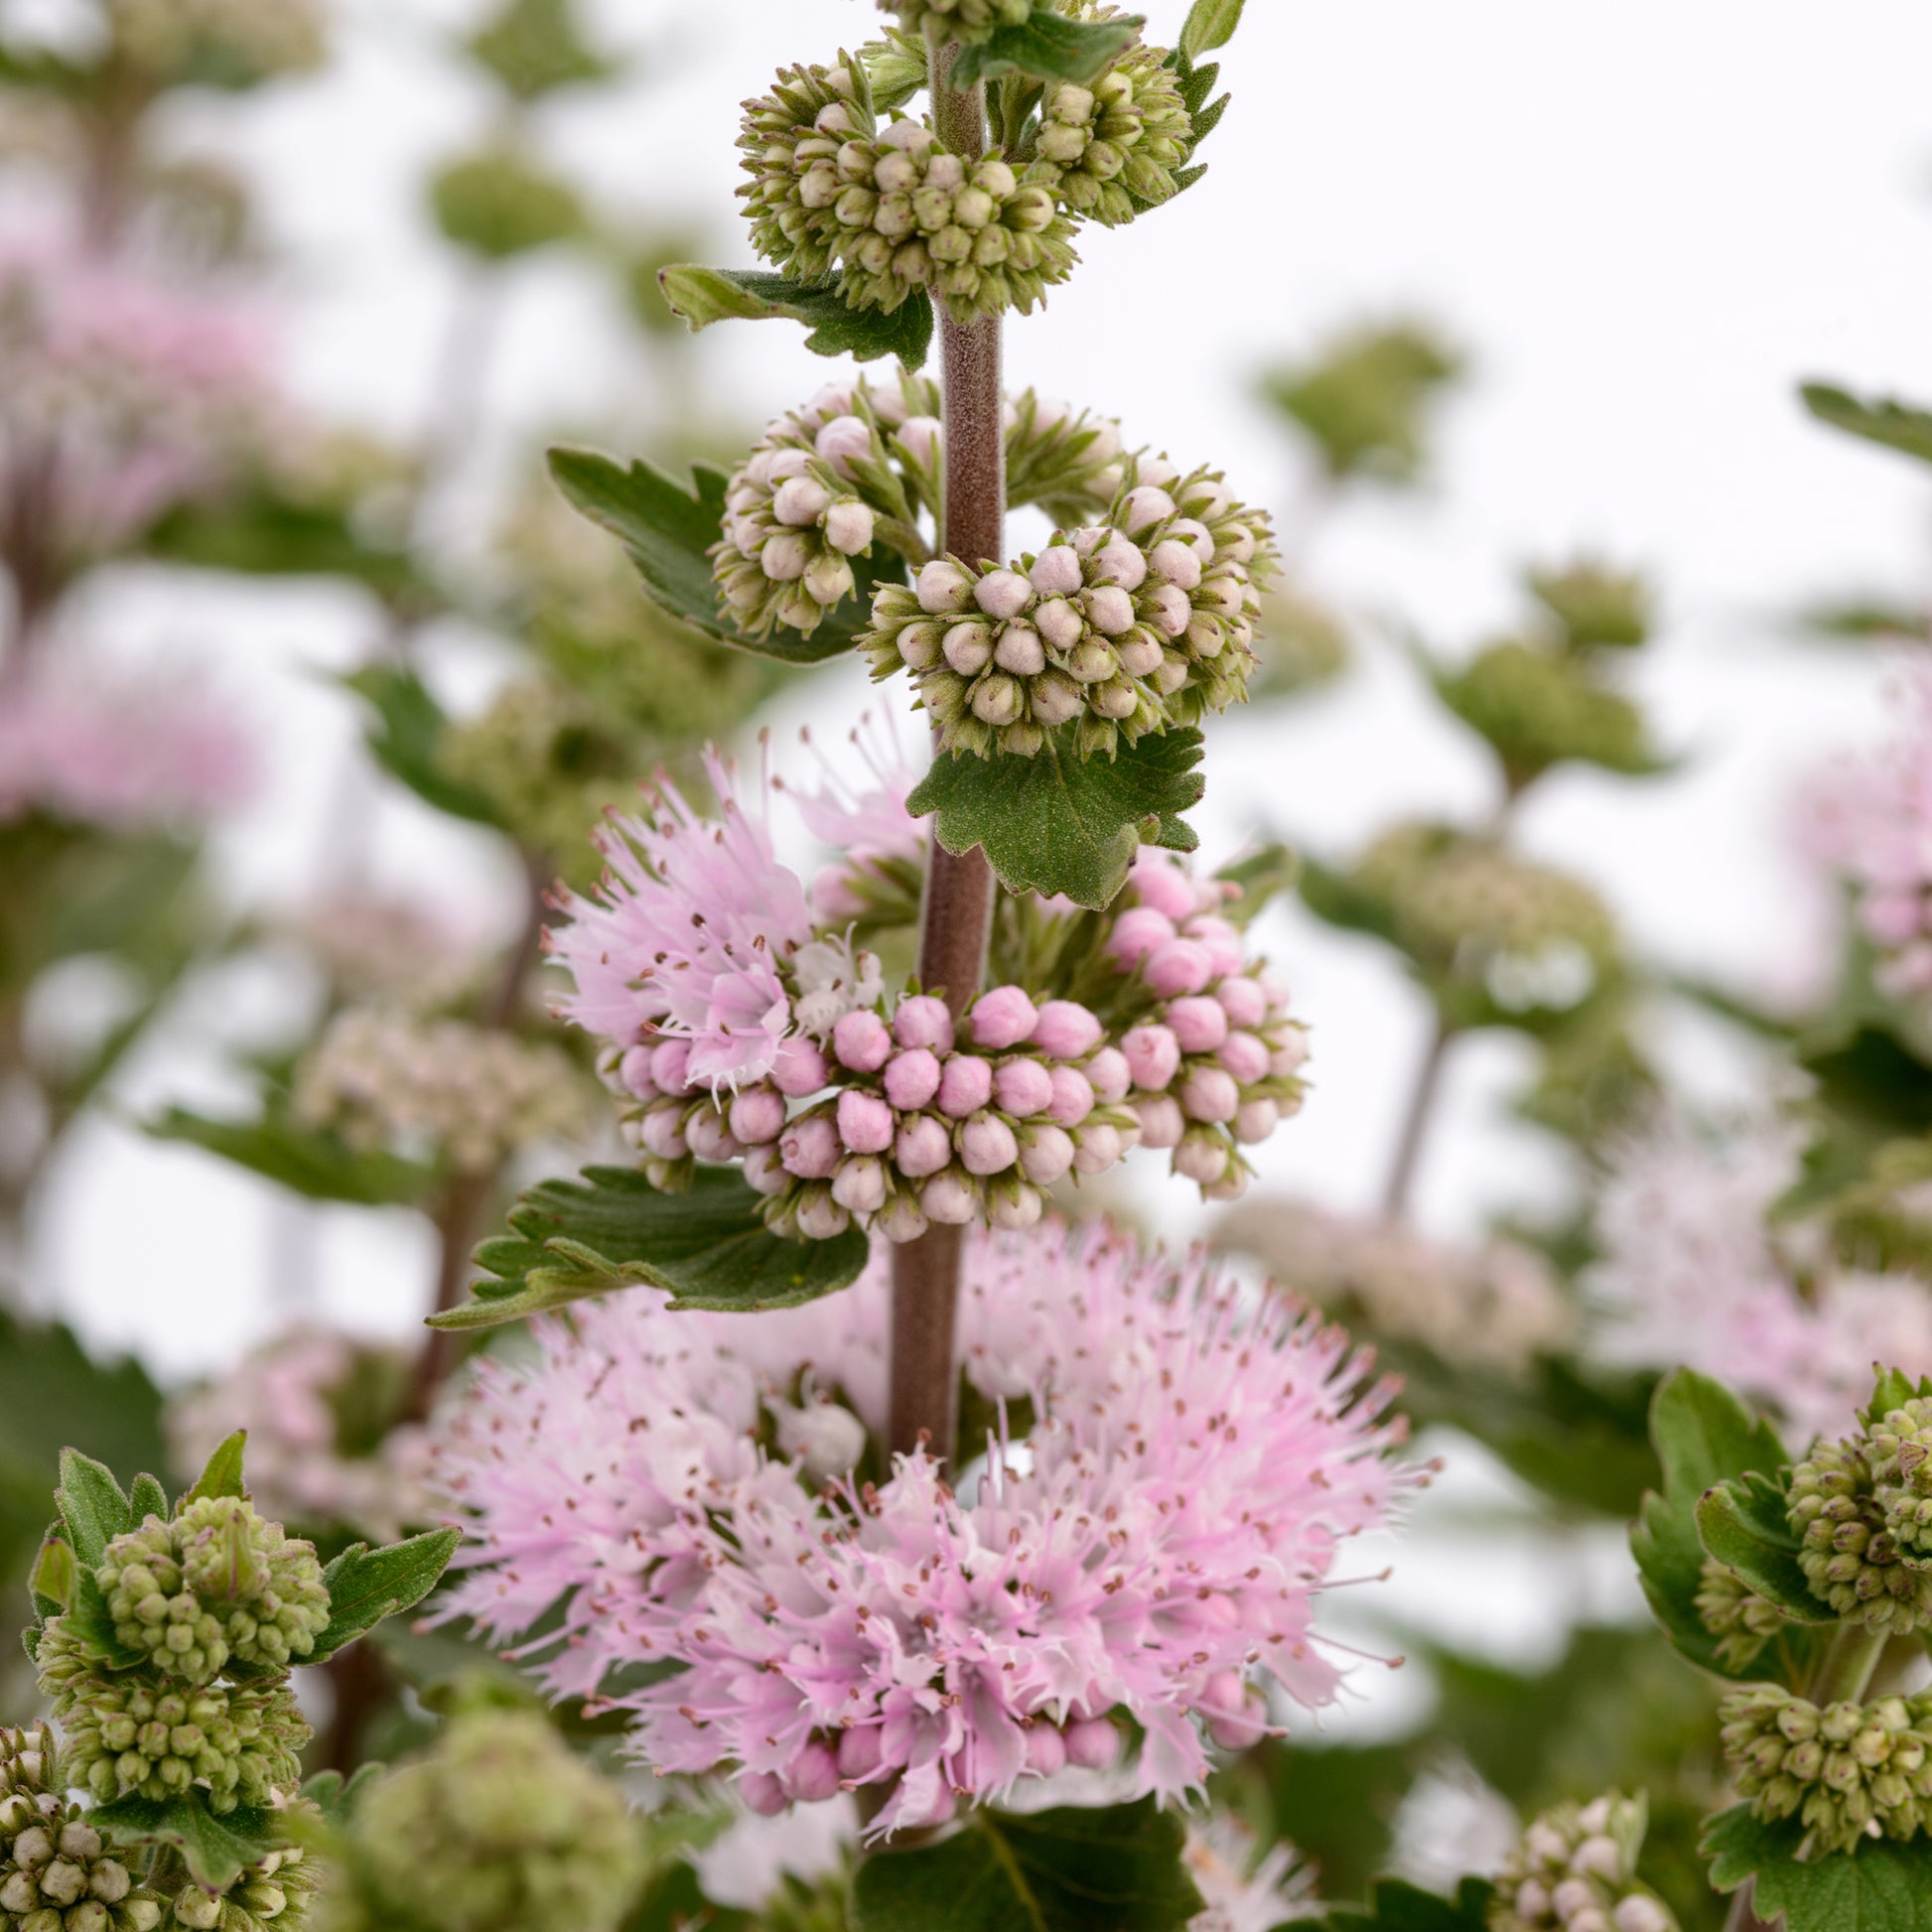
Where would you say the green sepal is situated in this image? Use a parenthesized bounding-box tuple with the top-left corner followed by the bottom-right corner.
(1179, 0, 1246, 57)
(146, 1105, 440, 1208)
(340, 663, 504, 827)
(311, 1528, 462, 1662)
(657, 265, 932, 369)
(1166, 45, 1231, 195)
(1703, 1802, 1932, 1932)
(55, 1448, 133, 1569)
(1863, 1364, 1932, 1428)
(849, 1797, 1203, 1932)
(1696, 1470, 1835, 1625)
(183, 1431, 250, 1507)
(907, 727, 1204, 910)
(88, 1792, 285, 1891)
(951, 13, 1143, 88)
(1801, 381, 1932, 468)
(1306, 1876, 1495, 1931)
(128, 1473, 170, 1523)
(434, 1164, 871, 1331)
(30, 1533, 75, 1614)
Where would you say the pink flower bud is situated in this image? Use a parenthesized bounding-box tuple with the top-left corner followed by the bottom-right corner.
(892, 994, 955, 1051)
(838, 1727, 886, 1781)
(815, 415, 873, 470)
(1178, 1064, 1240, 1124)
(1085, 585, 1135, 635)
(780, 1113, 842, 1178)
(1166, 995, 1229, 1053)
(1134, 1093, 1185, 1149)
(1147, 537, 1202, 589)
(1086, 1045, 1132, 1103)
(832, 1008, 894, 1073)
(1019, 1124, 1075, 1185)
(1215, 976, 1268, 1028)
(1864, 890, 1925, 947)
(994, 621, 1045, 676)
(921, 1167, 978, 1224)
(895, 1112, 954, 1178)
(937, 1054, 994, 1117)
(1174, 1125, 1231, 1184)
(1024, 1725, 1067, 1777)
(1184, 915, 1246, 977)
(1030, 999, 1103, 1058)
(740, 1770, 788, 1817)
(774, 476, 833, 526)
(1030, 544, 1084, 596)
(884, 1047, 944, 1111)
(1062, 1718, 1120, 1771)
(759, 531, 809, 581)
(1046, 1065, 1095, 1127)
(960, 1111, 1020, 1175)
(1117, 632, 1166, 679)
(877, 1193, 929, 1244)
(686, 1109, 741, 1163)
(1121, 484, 1177, 531)
(1145, 939, 1214, 999)
(1121, 1024, 1180, 1091)
(640, 1104, 690, 1161)
(916, 559, 974, 614)
(897, 415, 941, 464)
(650, 1038, 693, 1093)
(970, 986, 1039, 1048)
(988, 1175, 1043, 1229)
(1072, 1121, 1124, 1174)
(832, 1155, 889, 1214)
(1130, 855, 1197, 920)
(772, 1035, 831, 1097)
(1257, 964, 1294, 1011)
(1217, 1031, 1271, 1084)
(744, 1143, 789, 1193)
(1145, 583, 1190, 637)
(1090, 532, 1149, 591)
(823, 498, 876, 555)
(1269, 1025, 1311, 1077)
(1108, 905, 1176, 967)
(794, 1187, 852, 1241)
(1202, 1672, 1265, 1751)
(943, 620, 994, 675)
(993, 1056, 1054, 1118)
(974, 568, 1033, 620)
(836, 1088, 896, 1154)
(729, 1086, 786, 1145)
(1234, 1098, 1280, 1145)
(617, 1046, 658, 1099)
(1035, 597, 1084, 650)
(783, 1739, 843, 1804)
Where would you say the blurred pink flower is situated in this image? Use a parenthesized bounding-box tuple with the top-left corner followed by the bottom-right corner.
(777, 713, 925, 924)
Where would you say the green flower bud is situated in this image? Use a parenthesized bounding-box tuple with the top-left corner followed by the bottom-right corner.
(1694, 1560, 1788, 1674)
(1524, 559, 1653, 651)
(1434, 640, 1653, 790)
(1025, 35, 1192, 228)
(1721, 1687, 1932, 1854)
(320, 1712, 644, 1932)
(1867, 1396, 1932, 1566)
(1791, 1437, 1932, 1634)
(166, 1844, 317, 1932)
(876, 0, 1034, 41)
(1489, 1790, 1677, 1932)
(428, 149, 585, 260)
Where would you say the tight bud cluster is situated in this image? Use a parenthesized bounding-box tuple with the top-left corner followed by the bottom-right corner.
(1722, 1687, 1932, 1854)
(862, 466, 1273, 758)
(1790, 1437, 1932, 1635)
(1693, 1561, 1787, 1674)
(1, 1724, 164, 1932)
(876, 0, 1032, 41)
(1028, 45, 1192, 227)
(1490, 1794, 1675, 1932)
(1868, 1395, 1932, 1565)
(97, 1499, 329, 1683)
(167, 1848, 314, 1932)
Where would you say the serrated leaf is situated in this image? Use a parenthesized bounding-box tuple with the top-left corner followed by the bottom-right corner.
(1630, 1370, 1817, 1678)
(433, 1164, 870, 1331)
(1863, 1365, 1932, 1426)
(340, 664, 503, 826)
(89, 1792, 283, 1890)
(146, 1105, 439, 1207)
(850, 1798, 1202, 1932)
(952, 12, 1142, 88)
(1801, 381, 1932, 468)
(1310, 1876, 1496, 1932)
(184, 1431, 249, 1506)
(1703, 1802, 1932, 1932)
(1179, 0, 1245, 57)
(657, 265, 932, 369)
(1696, 1471, 1834, 1624)
(907, 728, 1203, 910)
(300, 1762, 386, 1826)
(312, 1528, 462, 1661)
(56, 1449, 131, 1570)
(128, 1473, 169, 1522)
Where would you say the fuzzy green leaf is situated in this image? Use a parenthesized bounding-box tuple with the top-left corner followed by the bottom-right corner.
(1179, 0, 1245, 57)
(435, 1164, 871, 1331)
(657, 265, 932, 369)
(183, 1431, 249, 1507)
(30, 1535, 74, 1613)
(341, 664, 504, 826)
(1309, 1877, 1496, 1931)
(89, 1794, 283, 1890)
(146, 1106, 439, 1207)
(299, 1763, 387, 1826)
(1703, 1803, 1932, 1932)
(128, 1473, 169, 1522)
(1863, 1365, 1932, 1426)
(1801, 381, 1932, 468)
(1696, 1471, 1835, 1625)
(312, 1529, 462, 1662)
(951, 13, 1143, 88)
(907, 728, 1204, 911)
(55, 1449, 132, 1570)
(850, 1798, 1202, 1932)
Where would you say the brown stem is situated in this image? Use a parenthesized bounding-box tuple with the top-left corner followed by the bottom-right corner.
(1381, 1014, 1451, 1220)
(320, 1636, 392, 1774)
(886, 40, 1003, 1468)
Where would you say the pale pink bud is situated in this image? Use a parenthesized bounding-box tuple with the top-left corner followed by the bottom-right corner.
(917, 559, 974, 614)
(993, 1056, 1055, 1117)
(1108, 905, 1176, 966)
(884, 1047, 943, 1111)
(1216, 976, 1268, 1028)
(1046, 1065, 1095, 1127)
(649, 1038, 693, 1092)
(1145, 939, 1214, 998)
(774, 476, 833, 526)
(1072, 1121, 1124, 1174)
(1612, 1901, 1672, 1932)
(1120, 484, 1176, 532)
(744, 1143, 789, 1194)
(1019, 1124, 1075, 1185)
(1202, 1672, 1265, 1750)
(780, 1113, 842, 1178)
(836, 1088, 896, 1154)
(1218, 1030, 1271, 1083)
(729, 1086, 786, 1145)
(988, 1175, 1043, 1229)
(1257, 964, 1294, 1011)
(1145, 583, 1190, 637)
(1085, 585, 1135, 635)
(893, 994, 955, 1051)
(838, 1727, 886, 1781)
(1030, 999, 1103, 1058)
(823, 498, 876, 554)
(1030, 545, 1084, 597)
(1552, 1883, 1596, 1923)
(895, 1112, 954, 1177)
(1130, 856, 1197, 920)
(1269, 1025, 1311, 1077)
(1117, 632, 1166, 679)
(1178, 1064, 1240, 1124)
(1864, 890, 1924, 947)
(877, 1194, 929, 1244)
(1233, 1098, 1281, 1146)
(974, 568, 1033, 620)
(815, 415, 874, 470)
(921, 1167, 978, 1223)
(1121, 1024, 1180, 1090)
(1166, 995, 1228, 1053)
(832, 1008, 893, 1072)
(795, 1187, 852, 1240)
(832, 1155, 889, 1214)
(943, 620, 994, 675)
(640, 1105, 690, 1161)
(740, 1770, 788, 1816)
(1086, 1045, 1132, 1102)
(686, 1110, 741, 1163)
(1184, 914, 1246, 977)
(960, 1112, 1019, 1174)
(1063, 1718, 1120, 1770)
(1147, 537, 1202, 589)
(1024, 1725, 1067, 1778)
(759, 531, 809, 580)
(897, 416, 941, 465)
(1090, 532, 1148, 591)
(1174, 1125, 1231, 1183)
(617, 1045, 658, 1099)
(772, 1035, 831, 1097)
(784, 1739, 842, 1804)
(994, 621, 1045, 675)
(1035, 598, 1084, 650)
(1571, 1838, 1624, 1882)
(804, 550, 855, 606)
(970, 986, 1038, 1049)
(1134, 1093, 1185, 1149)
(937, 1054, 994, 1117)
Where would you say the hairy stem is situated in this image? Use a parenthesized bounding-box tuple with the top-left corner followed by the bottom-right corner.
(1381, 1013, 1452, 1220)
(887, 39, 1003, 1468)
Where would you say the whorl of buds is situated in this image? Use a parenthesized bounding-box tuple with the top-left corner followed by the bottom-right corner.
(736, 55, 869, 287)
(97, 1499, 329, 1683)
(1, 1723, 165, 1932)
(1693, 1560, 1787, 1675)
(167, 1847, 315, 1932)
(1867, 1395, 1932, 1565)
(1721, 1686, 1932, 1855)
(1489, 1792, 1676, 1932)
(1028, 45, 1192, 227)
(1790, 1438, 1932, 1635)
(877, 0, 1033, 40)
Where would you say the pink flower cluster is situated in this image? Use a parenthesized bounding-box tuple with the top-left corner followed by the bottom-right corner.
(430, 1223, 1416, 1837)
(557, 747, 1309, 1238)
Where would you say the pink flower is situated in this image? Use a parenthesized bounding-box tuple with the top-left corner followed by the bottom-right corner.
(782, 716, 926, 924)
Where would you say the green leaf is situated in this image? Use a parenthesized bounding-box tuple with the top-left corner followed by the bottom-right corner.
(1306, 1877, 1495, 1931)
(467, 0, 618, 99)
(434, 1164, 870, 1331)
(1630, 1370, 1811, 1677)
(1703, 1802, 1932, 1932)
(951, 13, 1143, 88)
(128, 1473, 169, 1522)
(30, 1535, 75, 1612)
(89, 1793, 284, 1891)
(146, 1105, 439, 1207)
(1214, 843, 1299, 926)
(0, 1312, 167, 1492)
(850, 1798, 1202, 1932)
(312, 1528, 462, 1662)
(657, 265, 932, 369)
(1180, 0, 1245, 57)
(340, 664, 503, 827)
(55, 1449, 132, 1570)
(1696, 1471, 1834, 1625)
(144, 490, 421, 601)
(183, 1431, 249, 1506)
(907, 728, 1204, 910)
(1864, 1365, 1932, 1426)
(300, 1762, 386, 1826)
(1801, 381, 1932, 469)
